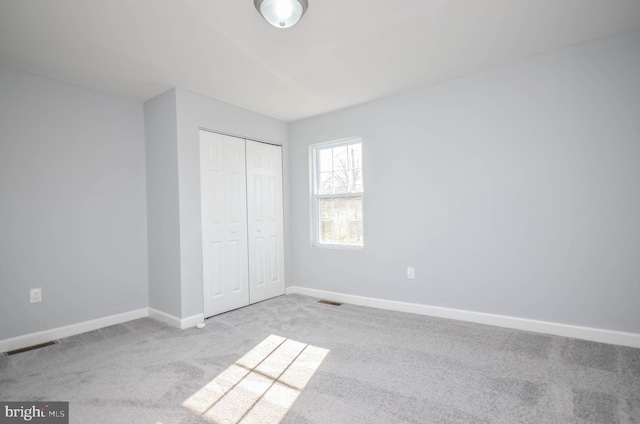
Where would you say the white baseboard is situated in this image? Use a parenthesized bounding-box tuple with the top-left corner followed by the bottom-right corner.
(181, 313, 205, 330)
(148, 308, 180, 328)
(148, 308, 204, 330)
(286, 286, 640, 348)
(0, 308, 149, 353)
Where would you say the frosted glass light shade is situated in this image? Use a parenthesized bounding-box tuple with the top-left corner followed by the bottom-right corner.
(254, 0, 308, 28)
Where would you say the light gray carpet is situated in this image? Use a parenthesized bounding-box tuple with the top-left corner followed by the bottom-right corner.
(1, 294, 639, 423)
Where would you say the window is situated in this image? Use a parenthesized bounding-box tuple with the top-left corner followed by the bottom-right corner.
(311, 138, 363, 247)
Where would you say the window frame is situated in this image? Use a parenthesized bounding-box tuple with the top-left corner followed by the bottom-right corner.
(309, 137, 364, 249)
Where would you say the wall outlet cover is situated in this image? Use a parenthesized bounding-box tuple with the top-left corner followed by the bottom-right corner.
(407, 267, 415, 279)
(30, 288, 42, 303)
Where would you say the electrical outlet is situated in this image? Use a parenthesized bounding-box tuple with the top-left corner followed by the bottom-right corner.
(407, 267, 415, 279)
(30, 288, 42, 303)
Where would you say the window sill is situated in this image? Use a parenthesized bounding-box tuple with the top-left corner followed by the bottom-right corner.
(313, 243, 364, 251)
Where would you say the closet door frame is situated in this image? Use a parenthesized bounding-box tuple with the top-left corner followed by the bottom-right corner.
(199, 129, 285, 318)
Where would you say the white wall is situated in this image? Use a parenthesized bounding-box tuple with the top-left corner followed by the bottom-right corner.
(288, 30, 640, 334)
(3, 27, 637, 343)
(144, 89, 181, 317)
(0, 66, 148, 340)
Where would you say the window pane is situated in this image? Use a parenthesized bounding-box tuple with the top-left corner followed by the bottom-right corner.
(348, 197, 362, 221)
(319, 172, 333, 195)
(348, 143, 362, 169)
(320, 221, 333, 244)
(320, 198, 332, 220)
(318, 148, 333, 172)
(350, 168, 363, 193)
(333, 146, 348, 172)
(333, 169, 349, 194)
(349, 143, 362, 192)
(332, 197, 348, 244)
(348, 221, 363, 245)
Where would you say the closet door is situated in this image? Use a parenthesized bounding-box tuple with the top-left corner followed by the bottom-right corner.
(246, 140, 285, 304)
(200, 131, 249, 317)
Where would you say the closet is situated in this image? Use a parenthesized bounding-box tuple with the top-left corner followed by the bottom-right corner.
(199, 130, 285, 318)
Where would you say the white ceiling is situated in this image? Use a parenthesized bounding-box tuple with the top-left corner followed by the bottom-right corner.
(1, 0, 640, 122)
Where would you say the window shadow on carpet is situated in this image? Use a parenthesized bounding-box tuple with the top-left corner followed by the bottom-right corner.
(183, 334, 329, 424)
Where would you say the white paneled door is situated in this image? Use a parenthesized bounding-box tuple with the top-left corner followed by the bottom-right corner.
(200, 131, 250, 317)
(200, 131, 284, 318)
(246, 140, 285, 304)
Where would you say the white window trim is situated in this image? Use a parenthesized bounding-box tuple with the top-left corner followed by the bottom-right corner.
(309, 137, 364, 250)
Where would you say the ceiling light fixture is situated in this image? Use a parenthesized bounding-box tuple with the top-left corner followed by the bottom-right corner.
(254, 0, 308, 29)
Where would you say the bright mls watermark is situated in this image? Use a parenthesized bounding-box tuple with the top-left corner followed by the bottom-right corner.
(0, 402, 68, 423)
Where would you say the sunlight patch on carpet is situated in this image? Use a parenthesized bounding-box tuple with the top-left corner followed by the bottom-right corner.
(182, 334, 329, 424)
